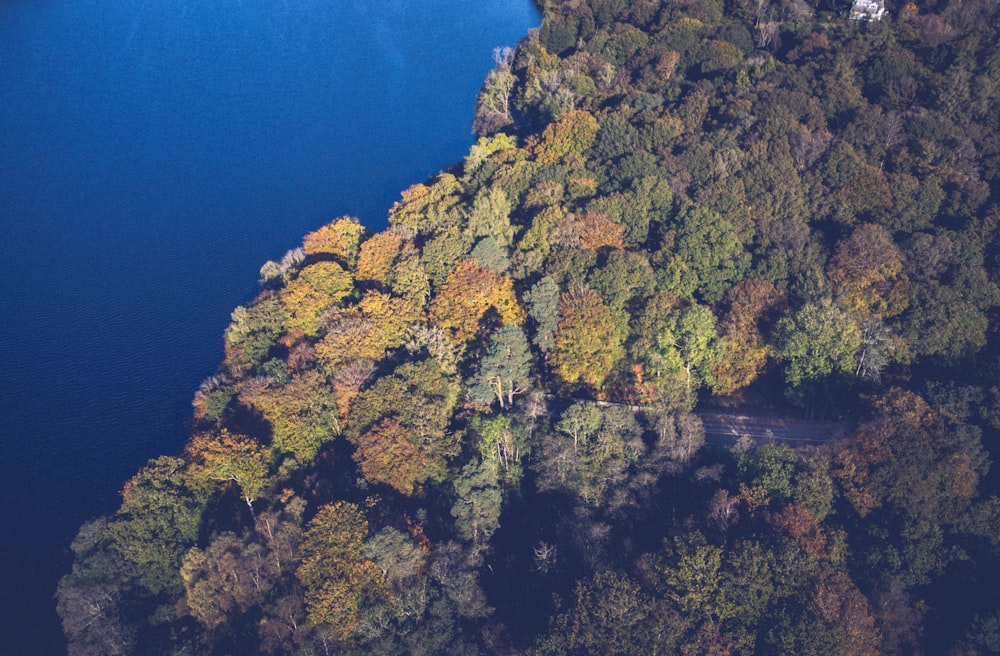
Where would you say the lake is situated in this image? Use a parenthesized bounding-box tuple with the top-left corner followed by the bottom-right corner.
(0, 0, 538, 652)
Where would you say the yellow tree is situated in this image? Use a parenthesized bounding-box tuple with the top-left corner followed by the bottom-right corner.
(552, 287, 625, 388)
(316, 291, 423, 374)
(280, 261, 354, 336)
(185, 429, 269, 512)
(387, 173, 465, 233)
(237, 370, 340, 465)
(534, 109, 600, 165)
(295, 502, 384, 642)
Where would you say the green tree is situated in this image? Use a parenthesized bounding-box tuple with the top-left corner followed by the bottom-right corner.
(468, 324, 533, 409)
(776, 299, 862, 405)
(56, 519, 136, 656)
(468, 185, 515, 247)
(106, 456, 208, 595)
(668, 204, 751, 302)
(223, 294, 287, 371)
(362, 526, 426, 593)
(645, 304, 720, 408)
(451, 459, 504, 546)
(525, 275, 562, 352)
(535, 570, 678, 655)
(588, 250, 655, 312)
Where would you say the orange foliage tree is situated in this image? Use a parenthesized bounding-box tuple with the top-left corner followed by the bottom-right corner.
(355, 229, 406, 287)
(346, 361, 460, 495)
(712, 278, 785, 394)
(302, 216, 366, 266)
(576, 212, 625, 251)
(826, 223, 908, 318)
(429, 259, 524, 343)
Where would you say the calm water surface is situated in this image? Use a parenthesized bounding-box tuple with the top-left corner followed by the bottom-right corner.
(0, 0, 537, 652)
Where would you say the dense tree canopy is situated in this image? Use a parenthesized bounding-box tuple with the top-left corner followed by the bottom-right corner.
(60, 0, 1000, 653)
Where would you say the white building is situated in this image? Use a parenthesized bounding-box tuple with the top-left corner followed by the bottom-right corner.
(850, 0, 887, 20)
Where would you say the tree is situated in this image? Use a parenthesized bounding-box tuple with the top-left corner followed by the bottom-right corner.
(185, 429, 269, 512)
(106, 456, 208, 595)
(302, 216, 366, 266)
(56, 519, 136, 656)
(355, 230, 406, 288)
(280, 261, 354, 336)
(711, 278, 784, 393)
(470, 414, 528, 484)
(347, 360, 460, 494)
(588, 250, 655, 312)
(295, 502, 384, 641)
(422, 226, 475, 290)
(536, 570, 678, 655)
(238, 370, 341, 465)
(534, 110, 600, 165)
(473, 48, 517, 135)
(354, 416, 444, 496)
(315, 290, 423, 373)
(551, 286, 625, 387)
(575, 211, 625, 251)
(468, 325, 533, 409)
(429, 259, 524, 343)
(363, 526, 426, 594)
(224, 294, 287, 371)
(776, 299, 862, 405)
(525, 275, 561, 352)
(387, 174, 465, 234)
(181, 531, 275, 631)
(468, 185, 515, 247)
(900, 281, 991, 363)
(668, 204, 751, 302)
(649, 412, 705, 469)
(826, 223, 908, 319)
(451, 459, 504, 546)
(644, 304, 720, 408)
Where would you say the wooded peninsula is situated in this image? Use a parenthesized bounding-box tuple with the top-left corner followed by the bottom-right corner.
(58, 0, 1000, 653)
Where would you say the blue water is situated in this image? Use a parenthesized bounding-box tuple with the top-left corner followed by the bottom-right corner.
(0, 0, 537, 652)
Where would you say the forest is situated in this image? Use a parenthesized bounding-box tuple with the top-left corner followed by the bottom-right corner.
(57, 0, 1000, 653)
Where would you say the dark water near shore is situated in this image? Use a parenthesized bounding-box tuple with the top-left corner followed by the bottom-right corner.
(0, 0, 537, 652)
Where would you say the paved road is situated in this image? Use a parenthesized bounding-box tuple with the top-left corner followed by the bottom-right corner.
(587, 398, 846, 447)
(698, 412, 845, 446)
